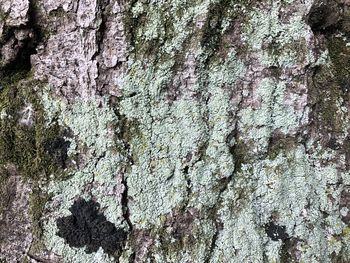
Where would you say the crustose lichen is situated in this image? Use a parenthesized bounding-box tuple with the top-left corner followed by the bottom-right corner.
(56, 198, 128, 255)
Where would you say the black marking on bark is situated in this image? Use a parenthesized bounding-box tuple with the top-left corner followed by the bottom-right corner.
(340, 79, 350, 94)
(181, 165, 192, 209)
(265, 222, 289, 241)
(200, 0, 227, 62)
(344, 137, 350, 170)
(56, 198, 127, 255)
(128, 251, 136, 263)
(28, 0, 45, 45)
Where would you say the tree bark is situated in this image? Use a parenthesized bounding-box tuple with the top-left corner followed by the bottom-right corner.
(1, 0, 350, 262)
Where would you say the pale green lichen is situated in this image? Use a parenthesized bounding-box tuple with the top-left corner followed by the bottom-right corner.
(35, 0, 350, 261)
(40, 93, 127, 260)
(119, 49, 245, 226)
(242, 0, 315, 68)
(211, 145, 346, 263)
(129, 0, 212, 60)
(148, 217, 215, 263)
(238, 78, 305, 153)
(42, 92, 117, 156)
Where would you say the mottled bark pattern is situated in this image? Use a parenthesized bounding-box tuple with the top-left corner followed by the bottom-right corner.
(1, 0, 350, 262)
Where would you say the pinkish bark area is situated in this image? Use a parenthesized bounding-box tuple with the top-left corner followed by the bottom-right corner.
(0, 166, 32, 262)
(1, 0, 350, 262)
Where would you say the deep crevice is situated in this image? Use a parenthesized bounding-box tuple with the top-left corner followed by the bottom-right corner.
(91, 0, 109, 62)
(121, 174, 133, 232)
(111, 108, 134, 233)
(204, 221, 220, 263)
(0, 0, 43, 84)
(306, 0, 342, 34)
(181, 165, 192, 210)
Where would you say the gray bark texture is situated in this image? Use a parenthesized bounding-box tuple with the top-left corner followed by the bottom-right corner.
(1, 0, 350, 262)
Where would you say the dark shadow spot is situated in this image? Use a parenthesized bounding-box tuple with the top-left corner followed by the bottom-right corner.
(0, 0, 43, 78)
(56, 198, 128, 255)
(128, 92, 137, 98)
(62, 127, 74, 138)
(307, 0, 341, 33)
(340, 79, 350, 94)
(265, 222, 289, 241)
(183, 166, 189, 174)
(44, 137, 70, 169)
(326, 136, 341, 150)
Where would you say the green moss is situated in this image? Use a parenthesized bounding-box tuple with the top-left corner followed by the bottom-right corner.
(0, 79, 70, 182)
(28, 189, 50, 253)
(0, 68, 70, 257)
(157, 229, 192, 259)
(267, 136, 298, 160)
(0, 68, 31, 88)
(310, 63, 345, 132)
(306, 14, 350, 137)
(0, 10, 6, 19)
(21, 258, 30, 263)
(117, 116, 143, 168)
(327, 35, 350, 89)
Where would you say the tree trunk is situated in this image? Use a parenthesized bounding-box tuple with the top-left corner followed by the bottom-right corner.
(1, 0, 350, 262)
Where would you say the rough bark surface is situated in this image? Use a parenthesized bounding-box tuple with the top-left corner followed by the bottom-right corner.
(1, 0, 350, 262)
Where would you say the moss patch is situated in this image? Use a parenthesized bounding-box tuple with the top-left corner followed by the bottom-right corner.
(267, 136, 298, 160)
(327, 35, 350, 94)
(28, 190, 50, 253)
(0, 72, 70, 256)
(0, 79, 70, 181)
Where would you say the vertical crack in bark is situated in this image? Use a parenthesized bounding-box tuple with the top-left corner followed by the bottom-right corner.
(197, 3, 245, 259)
(181, 165, 191, 209)
(92, 0, 109, 62)
(28, 0, 44, 46)
(204, 220, 220, 263)
(117, 113, 134, 232)
(121, 170, 133, 231)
